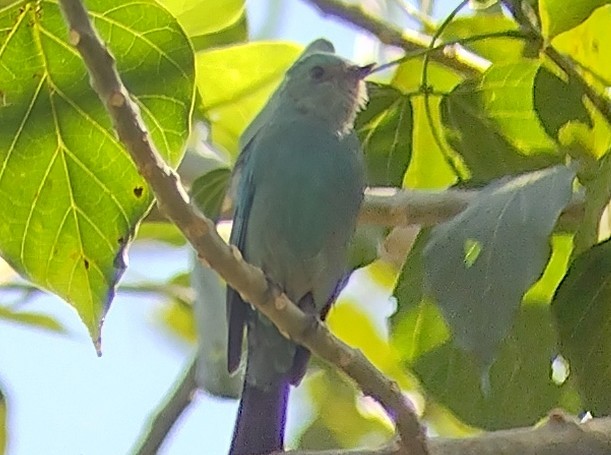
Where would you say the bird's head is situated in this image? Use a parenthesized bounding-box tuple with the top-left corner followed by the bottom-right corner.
(283, 52, 373, 136)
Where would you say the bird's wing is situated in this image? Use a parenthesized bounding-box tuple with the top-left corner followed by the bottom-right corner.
(226, 141, 256, 374)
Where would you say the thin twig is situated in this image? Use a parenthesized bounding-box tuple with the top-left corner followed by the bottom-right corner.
(56, 1, 429, 454)
(133, 358, 198, 455)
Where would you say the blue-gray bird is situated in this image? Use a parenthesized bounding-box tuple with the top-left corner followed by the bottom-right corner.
(227, 39, 371, 455)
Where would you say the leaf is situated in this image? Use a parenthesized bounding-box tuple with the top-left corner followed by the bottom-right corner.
(135, 221, 186, 246)
(534, 66, 592, 140)
(441, 79, 561, 183)
(391, 230, 450, 363)
(573, 154, 611, 254)
(190, 12, 247, 52)
(539, 0, 610, 39)
(423, 165, 575, 366)
(158, 0, 247, 51)
(298, 369, 392, 450)
(552, 239, 611, 415)
(0, 1, 194, 342)
(190, 167, 231, 219)
(355, 83, 413, 187)
(479, 61, 558, 153)
(196, 42, 301, 156)
(392, 59, 463, 189)
(552, 5, 611, 83)
(413, 304, 569, 430)
(442, 14, 528, 63)
(158, 0, 245, 37)
(0, 305, 65, 333)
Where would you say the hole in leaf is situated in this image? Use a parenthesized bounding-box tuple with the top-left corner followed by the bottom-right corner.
(133, 186, 144, 198)
(551, 354, 570, 385)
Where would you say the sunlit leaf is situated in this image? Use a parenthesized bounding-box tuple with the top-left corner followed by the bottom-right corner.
(197, 42, 301, 156)
(159, 0, 245, 37)
(0, 1, 194, 342)
(441, 79, 561, 183)
(539, 0, 610, 39)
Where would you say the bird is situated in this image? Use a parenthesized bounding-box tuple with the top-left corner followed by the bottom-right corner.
(226, 39, 372, 455)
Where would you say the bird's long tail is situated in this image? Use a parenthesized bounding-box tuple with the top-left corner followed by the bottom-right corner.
(229, 378, 289, 455)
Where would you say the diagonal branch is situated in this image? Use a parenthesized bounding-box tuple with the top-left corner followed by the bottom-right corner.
(56, 1, 429, 454)
(302, 0, 489, 76)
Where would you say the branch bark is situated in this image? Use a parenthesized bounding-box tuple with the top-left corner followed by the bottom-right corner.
(302, 0, 489, 76)
(280, 413, 611, 455)
(57, 1, 428, 454)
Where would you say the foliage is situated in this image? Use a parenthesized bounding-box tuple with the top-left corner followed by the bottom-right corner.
(0, 0, 610, 453)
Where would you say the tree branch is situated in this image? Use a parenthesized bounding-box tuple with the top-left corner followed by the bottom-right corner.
(302, 0, 489, 76)
(57, 1, 428, 454)
(359, 187, 585, 229)
(280, 413, 611, 455)
(133, 358, 198, 455)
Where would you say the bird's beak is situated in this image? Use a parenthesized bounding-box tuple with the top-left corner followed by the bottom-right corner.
(350, 63, 375, 79)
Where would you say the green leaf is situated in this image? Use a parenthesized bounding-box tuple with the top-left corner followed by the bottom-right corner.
(298, 369, 392, 450)
(573, 154, 611, 254)
(552, 239, 611, 415)
(391, 230, 450, 364)
(534, 66, 591, 140)
(413, 304, 568, 430)
(423, 166, 575, 366)
(442, 14, 528, 63)
(0, 305, 65, 333)
(190, 12, 247, 52)
(552, 5, 611, 83)
(392, 59, 464, 189)
(539, 0, 610, 39)
(479, 61, 558, 153)
(0, 1, 194, 342)
(355, 83, 413, 187)
(159, 0, 245, 37)
(441, 79, 561, 183)
(196, 41, 301, 157)
(190, 167, 231, 219)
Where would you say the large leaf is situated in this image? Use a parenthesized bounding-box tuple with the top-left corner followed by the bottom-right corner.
(355, 83, 413, 187)
(423, 166, 575, 366)
(391, 230, 451, 363)
(413, 304, 568, 430)
(159, 0, 245, 37)
(392, 58, 463, 189)
(479, 61, 558, 153)
(0, 1, 194, 342)
(539, 0, 610, 39)
(552, 239, 611, 415)
(533, 66, 591, 141)
(196, 42, 301, 157)
(441, 79, 561, 183)
(442, 14, 528, 63)
(552, 5, 611, 83)
(158, 0, 247, 51)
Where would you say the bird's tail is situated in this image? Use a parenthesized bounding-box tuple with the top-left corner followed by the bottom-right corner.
(229, 378, 289, 455)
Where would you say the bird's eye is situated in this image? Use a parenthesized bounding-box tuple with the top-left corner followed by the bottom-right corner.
(310, 66, 325, 81)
